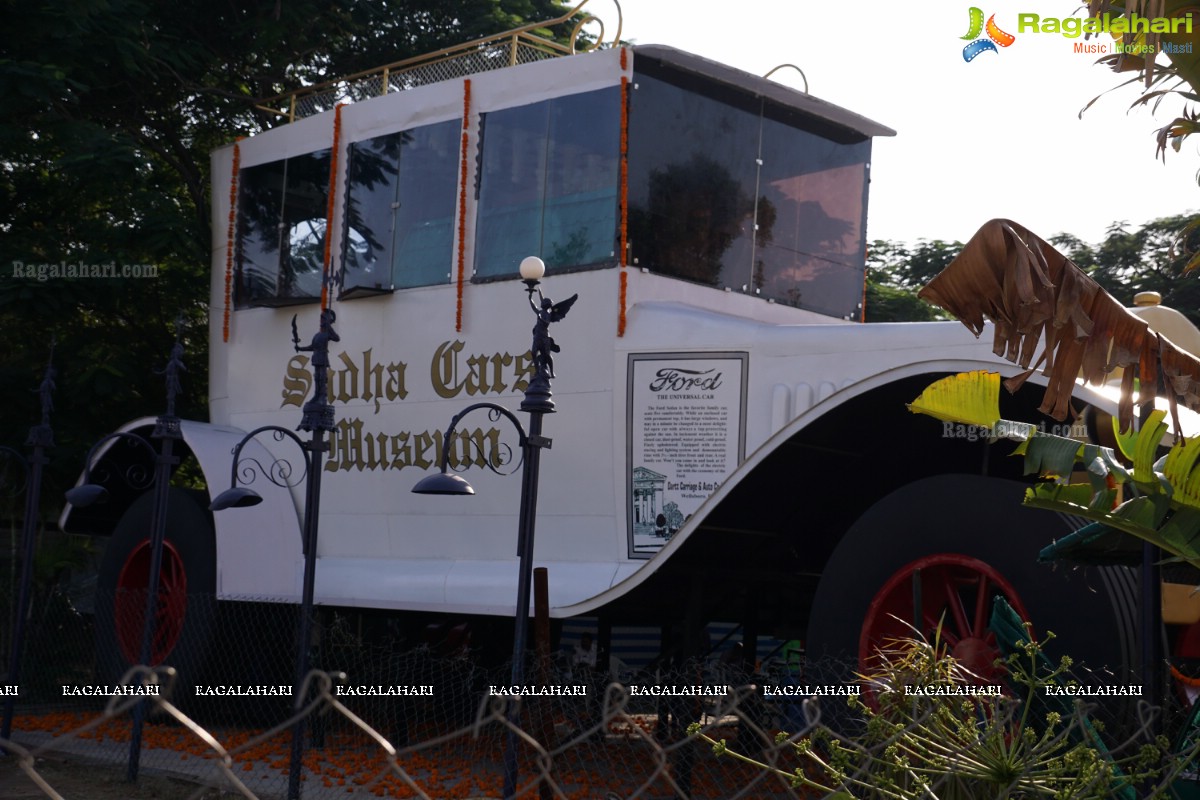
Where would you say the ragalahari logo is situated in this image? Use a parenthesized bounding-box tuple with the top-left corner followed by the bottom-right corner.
(961, 7, 1016, 61)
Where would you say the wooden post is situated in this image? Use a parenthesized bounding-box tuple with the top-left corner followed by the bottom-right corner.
(597, 615, 612, 681)
(743, 598, 758, 673)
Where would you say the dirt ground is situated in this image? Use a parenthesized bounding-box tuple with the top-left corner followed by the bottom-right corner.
(0, 754, 230, 800)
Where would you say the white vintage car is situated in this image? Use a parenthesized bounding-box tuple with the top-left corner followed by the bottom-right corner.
(61, 26, 1183, 689)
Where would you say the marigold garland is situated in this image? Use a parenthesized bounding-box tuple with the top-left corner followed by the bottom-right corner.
(617, 71, 630, 337)
(321, 104, 345, 311)
(619, 270, 628, 336)
(223, 141, 241, 342)
(456, 79, 472, 332)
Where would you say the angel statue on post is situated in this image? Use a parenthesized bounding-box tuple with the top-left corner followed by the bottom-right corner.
(520, 263, 577, 414)
(529, 291, 578, 380)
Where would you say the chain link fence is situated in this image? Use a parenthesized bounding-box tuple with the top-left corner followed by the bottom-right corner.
(3, 580, 1200, 800)
(2, 542, 1200, 799)
(3, 663, 1200, 799)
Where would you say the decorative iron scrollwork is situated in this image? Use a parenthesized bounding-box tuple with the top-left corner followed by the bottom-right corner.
(231, 429, 307, 490)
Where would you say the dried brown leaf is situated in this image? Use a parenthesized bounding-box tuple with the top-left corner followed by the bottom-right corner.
(919, 219, 1200, 432)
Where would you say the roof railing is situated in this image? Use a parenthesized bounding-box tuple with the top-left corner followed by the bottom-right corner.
(254, 0, 623, 123)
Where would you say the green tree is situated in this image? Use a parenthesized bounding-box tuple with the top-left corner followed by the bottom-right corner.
(0, 0, 578, 503)
(864, 239, 961, 322)
(868, 217, 1200, 326)
(1051, 214, 1200, 327)
(1080, 2, 1200, 270)
(1083, 0, 1200, 164)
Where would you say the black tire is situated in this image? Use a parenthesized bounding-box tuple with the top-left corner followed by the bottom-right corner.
(806, 474, 1138, 680)
(94, 487, 217, 703)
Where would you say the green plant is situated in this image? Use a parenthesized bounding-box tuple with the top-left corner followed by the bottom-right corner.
(908, 370, 1200, 573)
(689, 627, 1174, 799)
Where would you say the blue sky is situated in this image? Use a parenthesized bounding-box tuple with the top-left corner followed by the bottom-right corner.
(610, 1, 1199, 245)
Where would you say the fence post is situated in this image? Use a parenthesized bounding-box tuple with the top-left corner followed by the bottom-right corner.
(534, 567, 555, 800)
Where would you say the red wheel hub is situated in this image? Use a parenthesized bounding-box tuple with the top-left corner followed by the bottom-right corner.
(859, 554, 1028, 683)
(1171, 620, 1200, 704)
(115, 539, 188, 665)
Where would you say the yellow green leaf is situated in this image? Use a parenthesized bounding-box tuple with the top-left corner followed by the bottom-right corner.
(1111, 411, 1138, 461)
(1164, 435, 1200, 509)
(1132, 408, 1169, 484)
(1024, 483, 1104, 513)
(907, 371, 1001, 428)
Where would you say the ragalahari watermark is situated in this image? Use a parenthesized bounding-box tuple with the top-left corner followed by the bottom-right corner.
(942, 420, 1088, 442)
(961, 8, 1194, 61)
(11, 260, 159, 282)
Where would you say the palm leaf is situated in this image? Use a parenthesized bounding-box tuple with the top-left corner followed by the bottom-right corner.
(1085, 0, 1198, 90)
(1083, 2, 1200, 191)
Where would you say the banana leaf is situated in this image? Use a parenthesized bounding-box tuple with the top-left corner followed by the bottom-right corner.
(1015, 434, 1088, 480)
(1164, 434, 1200, 509)
(1132, 408, 1169, 484)
(911, 371, 1200, 569)
(911, 373, 1125, 482)
(1025, 483, 1126, 519)
(918, 219, 1200, 434)
(1158, 507, 1200, 561)
(1038, 522, 1142, 566)
(906, 369, 1001, 427)
(1025, 485, 1180, 556)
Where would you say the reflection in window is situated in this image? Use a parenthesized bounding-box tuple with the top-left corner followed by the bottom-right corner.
(627, 71, 872, 319)
(235, 151, 330, 307)
(342, 120, 459, 295)
(627, 74, 759, 289)
(754, 117, 869, 316)
(341, 134, 399, 292)
(236, 159, 286, 305)
(474, 87, 620, 279)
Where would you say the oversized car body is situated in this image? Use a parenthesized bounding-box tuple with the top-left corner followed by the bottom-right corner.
(62, 28, 1197, 683)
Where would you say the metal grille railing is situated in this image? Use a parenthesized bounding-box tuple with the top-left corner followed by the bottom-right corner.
(258, 0, 621, 124)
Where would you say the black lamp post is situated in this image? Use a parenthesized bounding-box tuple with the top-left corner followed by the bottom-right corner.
(209, 308, 338, 800)
(413, 256, 576, 800)
(0, 353, 56, 750)
(67, 325, 187, 781)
